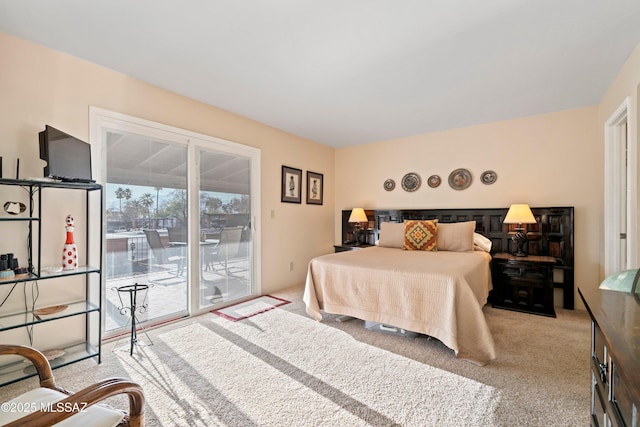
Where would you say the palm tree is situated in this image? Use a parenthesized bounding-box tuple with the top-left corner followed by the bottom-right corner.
(140, 193, 154, 228)
(116, 188, 132, 211)
(154, 187, 163, 217)
(115, 187, 125, 213)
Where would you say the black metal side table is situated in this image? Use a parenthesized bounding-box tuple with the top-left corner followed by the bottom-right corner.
(115, 283, 153, 355)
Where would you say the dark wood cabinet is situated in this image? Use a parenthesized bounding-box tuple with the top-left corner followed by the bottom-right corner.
(579, 287, 640, 427)
(491, 253, 556, 316)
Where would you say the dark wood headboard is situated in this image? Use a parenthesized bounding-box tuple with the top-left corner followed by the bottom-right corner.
(341, 207, 575, 309)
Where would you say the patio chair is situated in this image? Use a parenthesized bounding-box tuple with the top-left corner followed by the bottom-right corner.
(143, 229, 185, 277)
(0, 344, 145, 427)
(167, 227, 186, 245)
(203, 226, 244, 274)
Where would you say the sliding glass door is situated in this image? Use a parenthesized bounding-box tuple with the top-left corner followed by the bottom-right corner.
(91, 108, 260, 338)
(197, 148, 252, 308)
(102, 128, 190, 334)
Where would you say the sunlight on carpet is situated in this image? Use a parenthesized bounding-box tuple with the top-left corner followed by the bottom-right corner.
(115, 308, 498, 426)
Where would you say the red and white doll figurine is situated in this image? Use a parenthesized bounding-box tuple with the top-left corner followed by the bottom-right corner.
(62, 214, 78, 270)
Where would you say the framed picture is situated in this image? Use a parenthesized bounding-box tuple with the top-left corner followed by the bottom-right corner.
(306, 171, 324, 205)
(281, 165, 302, 203)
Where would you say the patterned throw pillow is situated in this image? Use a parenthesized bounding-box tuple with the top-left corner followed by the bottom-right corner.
(403, 220, 438, 251)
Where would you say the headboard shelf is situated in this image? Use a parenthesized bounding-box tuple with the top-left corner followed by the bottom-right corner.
(341, 206, 575, 309)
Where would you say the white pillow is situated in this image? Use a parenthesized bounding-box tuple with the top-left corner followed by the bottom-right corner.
(377, 222, 405, 248)
(473, 232, 492, 252)
(437, 221, 475, 252)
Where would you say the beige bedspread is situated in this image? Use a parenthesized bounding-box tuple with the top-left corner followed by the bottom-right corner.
(303, 246, 496, 365)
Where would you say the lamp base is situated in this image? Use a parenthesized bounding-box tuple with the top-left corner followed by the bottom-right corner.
(511, 229, 528, 257)
(352, 226, 362, 246)
(353, 231, 361, 246)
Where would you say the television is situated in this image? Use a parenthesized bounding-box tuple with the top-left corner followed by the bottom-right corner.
(39, 125, 94, 183)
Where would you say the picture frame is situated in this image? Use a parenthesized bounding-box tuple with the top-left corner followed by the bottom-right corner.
(281, 165, 302, 203)
(306, 171, 324, 205)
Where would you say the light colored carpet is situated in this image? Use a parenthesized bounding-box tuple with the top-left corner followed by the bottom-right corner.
(1, 285, 590, 426)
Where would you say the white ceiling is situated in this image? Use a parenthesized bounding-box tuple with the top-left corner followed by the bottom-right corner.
(2, 1, 640, 148)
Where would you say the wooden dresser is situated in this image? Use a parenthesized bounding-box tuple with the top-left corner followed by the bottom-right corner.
(579, 287, 640, 427)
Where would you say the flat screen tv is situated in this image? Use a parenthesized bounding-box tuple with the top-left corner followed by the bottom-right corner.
(39, 125, 94, 182)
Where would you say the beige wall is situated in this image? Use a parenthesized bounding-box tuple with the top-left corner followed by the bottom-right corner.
(0, 32, 335, 295)
(335, 106, 601, 309)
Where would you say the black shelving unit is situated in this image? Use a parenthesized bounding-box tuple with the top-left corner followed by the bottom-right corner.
(0, 178, 103, 386)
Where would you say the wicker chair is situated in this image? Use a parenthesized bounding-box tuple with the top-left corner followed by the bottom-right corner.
(0, 344, 144, 427)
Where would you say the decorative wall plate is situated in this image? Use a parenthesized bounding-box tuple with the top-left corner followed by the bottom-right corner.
(448, 168, 472, 190)
(427, 175, 441, 188)
(401, 173, 421, 192)
(383, 179, 396, 191)
(480, 170, 497, 185)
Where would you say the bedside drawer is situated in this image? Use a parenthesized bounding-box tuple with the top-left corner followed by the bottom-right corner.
(500, 263, 550, 281)
(491, 254, 556, 316)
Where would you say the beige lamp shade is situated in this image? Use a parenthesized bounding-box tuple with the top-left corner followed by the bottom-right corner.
(348, 208, 368, 223)
(503, 204, 536, 224)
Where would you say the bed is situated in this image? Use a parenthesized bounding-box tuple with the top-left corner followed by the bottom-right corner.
(304, 220, 496, 365)
(304, 207, 575, 366)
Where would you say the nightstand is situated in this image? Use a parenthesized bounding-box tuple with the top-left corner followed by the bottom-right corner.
(334, 244, 374, 253)
(491, 252, 556, 317)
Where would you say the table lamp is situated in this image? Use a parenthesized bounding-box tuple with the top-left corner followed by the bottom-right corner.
(348, 208, 368, 246)
(503, 204, 537, 256)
